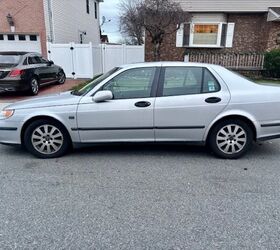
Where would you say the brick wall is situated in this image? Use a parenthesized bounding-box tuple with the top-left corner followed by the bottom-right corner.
(0, 0, 47, 56)
(145, 12, 280, 61)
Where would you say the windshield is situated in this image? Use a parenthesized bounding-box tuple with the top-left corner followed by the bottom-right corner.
(0, 55, 21, 67)
(72, 67, 121, 96)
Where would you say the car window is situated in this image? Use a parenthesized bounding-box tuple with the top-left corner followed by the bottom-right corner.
(162, 67, 220, 96)
(28, 56, 44, 64)
(23, 58, 28, 65)
(202, 69, 220, 93)
(102, 67, 155, 99)
(162, 67, 203, 96)
(28, 57, 37, 64)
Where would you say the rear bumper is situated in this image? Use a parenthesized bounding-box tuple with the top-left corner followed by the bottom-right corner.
(0, 79, 29, 93)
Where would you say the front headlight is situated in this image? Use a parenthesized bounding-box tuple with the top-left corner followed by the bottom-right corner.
(1, 109, 15, 119)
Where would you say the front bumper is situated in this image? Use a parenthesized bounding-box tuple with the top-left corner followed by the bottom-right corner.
(0, 119, 21, 145)
(0, 79, 29, 93)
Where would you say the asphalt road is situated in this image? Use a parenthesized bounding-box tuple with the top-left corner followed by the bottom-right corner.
(1, 141, 280, 249)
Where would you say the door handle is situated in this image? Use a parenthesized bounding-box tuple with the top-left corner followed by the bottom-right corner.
(135, 101, 151, 108)
(205, 97, 221, 103)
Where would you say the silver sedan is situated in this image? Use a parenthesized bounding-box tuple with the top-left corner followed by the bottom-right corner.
(1, 62, 280, 159)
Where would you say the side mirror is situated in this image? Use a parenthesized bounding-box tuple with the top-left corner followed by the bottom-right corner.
(48, 60, 54, 66)
(93, 90, 113, 103)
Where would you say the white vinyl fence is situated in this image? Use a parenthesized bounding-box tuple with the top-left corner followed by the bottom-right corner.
(47, 42, 145, 79)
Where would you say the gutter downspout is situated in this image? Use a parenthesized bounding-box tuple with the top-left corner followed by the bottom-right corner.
(47, 0, 54, 42)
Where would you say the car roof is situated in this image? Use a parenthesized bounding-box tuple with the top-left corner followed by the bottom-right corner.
(120, 61, 222, 69)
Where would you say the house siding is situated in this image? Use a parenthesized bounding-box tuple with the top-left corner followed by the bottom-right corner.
(0, 0, 47, 56)
(174, 0, 280, 12)
(49, 0, 100, 44)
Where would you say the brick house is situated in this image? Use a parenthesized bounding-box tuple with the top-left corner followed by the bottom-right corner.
(145, 0, 280, 69)
(0, 0, 103, 57)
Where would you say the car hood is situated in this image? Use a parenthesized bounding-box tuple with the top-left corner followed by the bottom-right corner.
(4, 91, 82, 110)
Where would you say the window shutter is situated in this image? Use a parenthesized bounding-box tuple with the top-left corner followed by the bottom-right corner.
(183, 23, 190, 47)
(176, 24, 184, 47)
(225, 23, 235, 48)
(221, 23, 227, 47)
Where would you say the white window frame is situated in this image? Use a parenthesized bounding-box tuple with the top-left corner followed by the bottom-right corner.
(189, 22, 224, 48)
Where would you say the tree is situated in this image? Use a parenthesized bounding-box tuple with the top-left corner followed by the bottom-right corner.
(138, 0, 186, 61)
(119, 0, 186, 61)
(119, 0, 144, 46)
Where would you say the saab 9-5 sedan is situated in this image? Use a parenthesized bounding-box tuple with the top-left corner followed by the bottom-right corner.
(1, 62, 280, 159)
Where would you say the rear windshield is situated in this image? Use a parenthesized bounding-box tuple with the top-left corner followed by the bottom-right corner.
(0, 55, 21, 67)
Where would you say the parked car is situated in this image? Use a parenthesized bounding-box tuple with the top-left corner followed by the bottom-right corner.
(1, 62, 280, 159)
(0, 51, 66, 95)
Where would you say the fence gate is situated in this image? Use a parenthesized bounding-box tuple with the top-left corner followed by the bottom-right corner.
(47, 42, 94, 78)
(47, 42, 145, 79)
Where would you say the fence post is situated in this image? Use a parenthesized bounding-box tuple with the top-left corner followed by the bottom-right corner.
(184, 54, 189, 62)
(122, 44, 126, 64)
(101, 44, 106, 73)
(46, 42, 51, 61)
(89, 42, 94, 78)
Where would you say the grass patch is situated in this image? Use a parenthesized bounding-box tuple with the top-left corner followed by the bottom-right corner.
(70, 74, 103, 91)
(254, 79, 280, 84)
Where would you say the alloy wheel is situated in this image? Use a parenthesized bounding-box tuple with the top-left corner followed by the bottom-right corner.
(58, 72, 66, 84)
(216, 124, 247, 155)
(31, 124, 64, 155)
(31, 79, 39, 94)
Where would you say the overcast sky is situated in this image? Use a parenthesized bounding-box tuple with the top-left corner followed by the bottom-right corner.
(100, 0, 122, 43)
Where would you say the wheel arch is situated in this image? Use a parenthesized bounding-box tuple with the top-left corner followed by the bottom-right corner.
(205, 114, 257, 143)
(20, 115, 72, 145)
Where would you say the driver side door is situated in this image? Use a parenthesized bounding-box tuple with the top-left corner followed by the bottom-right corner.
(76, 67, 159, 143)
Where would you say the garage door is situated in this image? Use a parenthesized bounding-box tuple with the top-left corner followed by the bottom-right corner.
(0, 34, 41, 53)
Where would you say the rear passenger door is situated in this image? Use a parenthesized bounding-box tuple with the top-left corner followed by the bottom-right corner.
(154, 66, 230, 142)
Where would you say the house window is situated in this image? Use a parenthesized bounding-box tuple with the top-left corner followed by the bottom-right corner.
(86, 0, 90, 14)
(193, 24, 219, 45)
(29, 35, 37, 41)
(189, 23, 223, 47)
(18, 35, 26, 41)
(7, 34, 15, 41)
(94, 1, 98, 19)
(0, 34, 4, 40)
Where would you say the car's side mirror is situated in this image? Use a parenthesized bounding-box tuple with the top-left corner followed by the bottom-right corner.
(93, 90, 113, 103)
(47, 60, 54, 66)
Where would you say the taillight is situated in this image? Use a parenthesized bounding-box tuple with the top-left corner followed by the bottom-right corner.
(9, 69, 24, 77)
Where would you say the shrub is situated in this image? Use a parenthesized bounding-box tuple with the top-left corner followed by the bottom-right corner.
(263, 49, 280, 78)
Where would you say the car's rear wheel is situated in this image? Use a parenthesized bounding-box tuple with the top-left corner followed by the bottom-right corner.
(57, 71, 66, 84)
(29, 77, 39, 95)
(208, 119, 253, 159)
(23, 119, 71, 158)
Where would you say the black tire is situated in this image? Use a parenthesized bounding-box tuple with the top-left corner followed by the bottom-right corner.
(208, 119, 253, 159)
(28, 77, 39, 96)
(23, 119, 71, 159)
(57, 71, 66, 85)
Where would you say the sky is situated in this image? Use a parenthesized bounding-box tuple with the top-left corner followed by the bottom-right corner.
(100, 0, 122, 43)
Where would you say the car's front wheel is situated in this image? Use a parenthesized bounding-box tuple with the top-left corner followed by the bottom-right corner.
(23, 119, 71, 158)
(208, 119, 253, 159)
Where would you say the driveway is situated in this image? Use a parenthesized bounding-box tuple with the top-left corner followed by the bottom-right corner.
(0, 79, 87, 103)
(0, 141, 280, 249)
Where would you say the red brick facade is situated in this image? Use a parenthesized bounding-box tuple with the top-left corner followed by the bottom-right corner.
(145, 13, 280, 61)
(0, 0, 47, 56)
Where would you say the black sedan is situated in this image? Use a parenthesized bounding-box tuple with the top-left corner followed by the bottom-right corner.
(0, 51, 66, 95)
